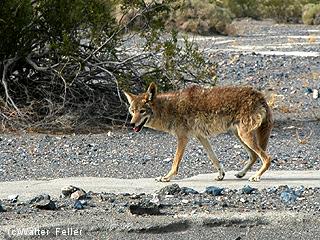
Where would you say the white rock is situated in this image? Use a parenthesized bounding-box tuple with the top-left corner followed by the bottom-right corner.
(312, 89, 319, 99)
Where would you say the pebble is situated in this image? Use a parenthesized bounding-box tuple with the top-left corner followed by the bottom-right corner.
(205, 186, 224, 196)
(181, 187, 199, 195)
(35, 199, 56, 210)
(312, 89, 319, 99)
(0, 202, 4, 212)
(242, 185, 257, 194)
(70, 189, 87, 200)
(158, 184, 181, 196)
(74, 200, 85, 210)
(61, 185, 80, 197)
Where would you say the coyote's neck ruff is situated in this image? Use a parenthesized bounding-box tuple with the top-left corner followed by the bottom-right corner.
(124, 83, 273, 183)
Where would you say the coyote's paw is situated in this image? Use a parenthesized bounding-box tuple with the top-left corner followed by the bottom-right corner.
(155, 176, 171, 182)
(215, 172, 225, 181)
(248, 175, 261, 182)
(235, 172, 245, 179)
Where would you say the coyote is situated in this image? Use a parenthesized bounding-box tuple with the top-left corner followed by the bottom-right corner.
(124, 83, 273, 182)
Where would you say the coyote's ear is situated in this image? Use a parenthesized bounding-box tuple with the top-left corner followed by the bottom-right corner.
(146, 82, 157, 101)
(123, 91, 135, 104)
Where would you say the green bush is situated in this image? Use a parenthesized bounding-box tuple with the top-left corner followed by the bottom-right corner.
(170, 0, 234, 35)
(0, 0, 215, 131)
(223, 0, 261, 19)
(302, 3, 320, 25)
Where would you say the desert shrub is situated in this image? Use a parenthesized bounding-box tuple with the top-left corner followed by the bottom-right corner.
(170, 0, 234, 35)
(258, 0, 304, 23)
(302, 3, 320, 25)
(223, 0, 261, 19)
(0, 0, 216, 131)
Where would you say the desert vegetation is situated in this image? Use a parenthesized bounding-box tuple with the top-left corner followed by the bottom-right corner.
(0, 0, 319, 131)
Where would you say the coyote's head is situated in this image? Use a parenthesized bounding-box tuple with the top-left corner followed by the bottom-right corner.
(123, 82, 157, 132)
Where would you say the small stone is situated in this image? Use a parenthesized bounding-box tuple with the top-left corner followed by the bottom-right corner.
(35, 199, 56, 210)
(70, 190, 87, 200)
(28, 194, 50, 204)
(0, 202, 5, 212)
(163, 157, 171, 163)
(158, 184, 181, 196)
(304, 88, 313, 94)
(242, 185, 257, 194)
(280, 187, 300, 204)
(74, 200, 84, 210)
(181, 187, 199, 195)
(312, 89, 319, 99)
(7, 194, 19, 203)
(61, 185, 80, 197)
(240, 197, 246, 203)
(205, 186, 224, 196)
(266, 186, 277, 194)
(181, 199, 189, 204)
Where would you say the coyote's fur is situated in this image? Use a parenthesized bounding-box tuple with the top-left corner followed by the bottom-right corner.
(124, 83, 273, 182)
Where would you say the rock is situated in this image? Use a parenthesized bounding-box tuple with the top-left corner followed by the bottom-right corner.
(305, 87, 313, 94)
(61, 185, 81, 197)
(242, 185, 257, 194)
(0, 202, 5, 212)
(181, 199, 189, 204)
(294, 186, 305, 197)
(7, 194, 19, 203)
(129, 201, 161, 215)
(163, 157, 171, 163)
(279, 186, 304, 204)
(312, 89, 319, 99)
(150, 194, 160, 204)
(28, 194, 50, 204)
(158, 184, 181, 196)
(205, 186, 224, 196)
(35, 199, 56, 210)
(181, 187, 199, 195)
(74, 200, 85, 210)
(70, 189, 87, 200)
(266, 186, 278, 194)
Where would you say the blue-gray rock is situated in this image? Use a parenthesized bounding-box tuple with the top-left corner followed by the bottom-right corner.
(74, 200, 84, 210)
(280, 190, 297, 204)
(0, 202, 4, 212)
(205, 186, 224, 196)
(266, 186, 277, 194)
(181, 187, 199, 195)
(35, 199, 56, 210)
(28, 194, 51, 204)
(158, 184, 181, 196)
(294, 186, 304, 197)
(242, 185, 257, 194)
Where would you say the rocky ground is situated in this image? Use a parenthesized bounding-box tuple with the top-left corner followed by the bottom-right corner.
(0, 19, 319, 239)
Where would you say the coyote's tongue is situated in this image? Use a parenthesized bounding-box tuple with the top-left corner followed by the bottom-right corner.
(133, 126, 140, 132)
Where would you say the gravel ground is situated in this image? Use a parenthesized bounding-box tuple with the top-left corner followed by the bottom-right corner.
(1, 20, 319, 182)
(0, 19, 320, 239)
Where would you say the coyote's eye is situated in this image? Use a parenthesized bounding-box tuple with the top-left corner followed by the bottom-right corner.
(140, 109, 146, 114)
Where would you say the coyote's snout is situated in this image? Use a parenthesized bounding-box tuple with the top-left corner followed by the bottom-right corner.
(124, 83, 273, 182)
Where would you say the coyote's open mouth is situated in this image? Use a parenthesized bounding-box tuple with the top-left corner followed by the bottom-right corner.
(133, 117, 148, 132)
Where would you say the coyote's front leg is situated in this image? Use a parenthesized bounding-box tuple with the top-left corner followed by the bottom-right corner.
(156, 135, 188, 182)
